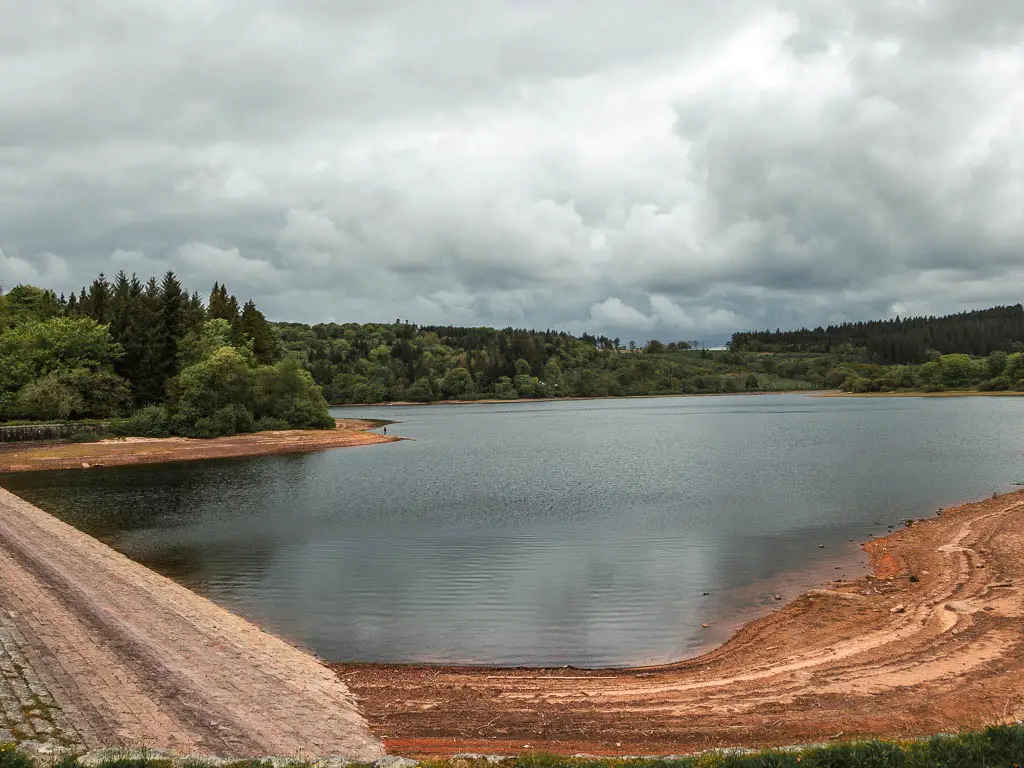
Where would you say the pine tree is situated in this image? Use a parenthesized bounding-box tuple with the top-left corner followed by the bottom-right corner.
(83, 273, 112, 324)
(208, 282, 240, 323)
(155, 272, 187, 389)
(239, 299, 281, 365)
(128, 278, 164, 406)
(185, 291, 206, 333)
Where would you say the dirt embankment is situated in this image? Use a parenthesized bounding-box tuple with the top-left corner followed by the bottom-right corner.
(337, 490, 1024, 758)
(0, 419, 398, 474)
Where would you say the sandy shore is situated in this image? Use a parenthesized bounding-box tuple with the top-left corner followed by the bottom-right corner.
(0, 419, 398, 474)
(337, 490, 1024, 757)
(0, 487, 384, 760)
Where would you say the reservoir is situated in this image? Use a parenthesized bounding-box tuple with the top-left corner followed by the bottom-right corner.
(5, 393, 1024, 667)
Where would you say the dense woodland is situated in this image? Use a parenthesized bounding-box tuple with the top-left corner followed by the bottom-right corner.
(730, 305, 1024, 364)
(2, 273, 1024, 431)
(0, 273, 332, 435)
(275, 321, 829, 402)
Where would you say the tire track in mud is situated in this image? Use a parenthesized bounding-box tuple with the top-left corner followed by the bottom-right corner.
(338, 492, 1024, 757)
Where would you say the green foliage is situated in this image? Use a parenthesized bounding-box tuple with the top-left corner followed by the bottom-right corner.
(112, 405, 173, 438)
(239, 300, 282, 365)
(0, 316, 122, 382)
(440, 367, 474, 398)
(13, 375, 83, 420)
(0, 744, 33, 768)
(166, 346, 332, 437)
(170, 347, 255, 437)
(0, 317, 125, 418)
(59, 369, 133, 418)
(406, 376, 436, 402)
(732, 304, 1024, 364)
(189, 403, 256, 439)
(254, 416, 292, 431)
(10, 368, 129, 421)
(179, 319, 239, 368)
(0, 285, 61, 328)
(276, 321, 827, 403)
(4, 726, 1024, 768)
(0, 270, 320, 438)
(252, 358, 334, 429)
(1007, 352, 1024, 382)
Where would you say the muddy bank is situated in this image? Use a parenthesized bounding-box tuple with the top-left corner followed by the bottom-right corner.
(337, 490, 1024, 757)
(0, 419, 399, 474)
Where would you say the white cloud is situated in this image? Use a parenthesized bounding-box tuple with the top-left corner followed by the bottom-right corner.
(2, 1, 1023, 342)
(0, 248, 68, 287)
(589, 297, 654, 330)
(178, 242, 279, 289)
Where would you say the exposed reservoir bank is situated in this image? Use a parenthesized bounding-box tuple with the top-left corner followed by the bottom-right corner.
(0, 419, 397, 473)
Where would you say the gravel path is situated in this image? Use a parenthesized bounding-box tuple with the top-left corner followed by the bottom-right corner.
(0, 487, 384, 761)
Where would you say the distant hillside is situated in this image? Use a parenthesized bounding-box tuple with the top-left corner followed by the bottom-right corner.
(274, 320, 816, 403)
(730, 305, 1024, 364)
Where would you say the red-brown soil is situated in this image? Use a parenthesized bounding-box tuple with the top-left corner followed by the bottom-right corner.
(336, 491, 1024, 757)
(0, 419, 397, 473)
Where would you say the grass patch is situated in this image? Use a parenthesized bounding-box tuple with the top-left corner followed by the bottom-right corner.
(4, 727, 1024, 768)
(0, 744, 33, 768)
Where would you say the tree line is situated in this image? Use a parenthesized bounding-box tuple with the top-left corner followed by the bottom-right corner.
(4, 272, 1024, 423)
(276, 320, 818, 403)
(0, 273, 332, 436)
(730, 305, 1024, 364)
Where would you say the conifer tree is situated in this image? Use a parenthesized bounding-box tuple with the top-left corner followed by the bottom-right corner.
(84, 273, 112, 324)
(155, 272, 187, 389)
(239, 299, 281, 365)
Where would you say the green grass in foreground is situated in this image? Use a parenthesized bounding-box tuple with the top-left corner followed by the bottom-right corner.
(3, 727, 1024, 768)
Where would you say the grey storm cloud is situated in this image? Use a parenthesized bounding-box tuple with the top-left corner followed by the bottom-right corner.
(1, 0, 1022, 343)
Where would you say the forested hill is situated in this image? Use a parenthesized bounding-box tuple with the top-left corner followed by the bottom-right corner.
(275, 320, 815, 403)
(729, 305, 1024, 364)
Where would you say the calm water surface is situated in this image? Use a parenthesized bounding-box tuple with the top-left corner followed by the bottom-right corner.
(5, 394, 1024, 667)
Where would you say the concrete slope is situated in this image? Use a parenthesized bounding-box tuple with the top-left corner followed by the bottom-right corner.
(0, 487, 384, 761)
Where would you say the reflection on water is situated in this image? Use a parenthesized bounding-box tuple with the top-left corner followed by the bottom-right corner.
(5, 394, 1024, 666)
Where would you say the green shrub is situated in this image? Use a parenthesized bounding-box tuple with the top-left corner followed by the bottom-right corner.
(12, 375, 83, 420)
(251, 358, 334, 429)
(978, 376, 1010, 391)
(0, 744, 32, 768)
(254, 416, 292, 432)
(112, 405, 173, 438)
(182, 403, 255, 439)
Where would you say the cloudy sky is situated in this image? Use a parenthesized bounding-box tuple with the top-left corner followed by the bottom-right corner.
(1, 1, 1022, 343)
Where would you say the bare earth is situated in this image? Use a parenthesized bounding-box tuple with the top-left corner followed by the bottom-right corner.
(0, 487, 384, 761)
(0, 419, 398, 474)
(337, 490, 1024, 757)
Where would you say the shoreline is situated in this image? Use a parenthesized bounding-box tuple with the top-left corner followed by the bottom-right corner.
(336, 488, 1024, 757)
(332, 389, 831, 408)
(0, 418, 399, 474)
(817, 390, 1024, 398)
